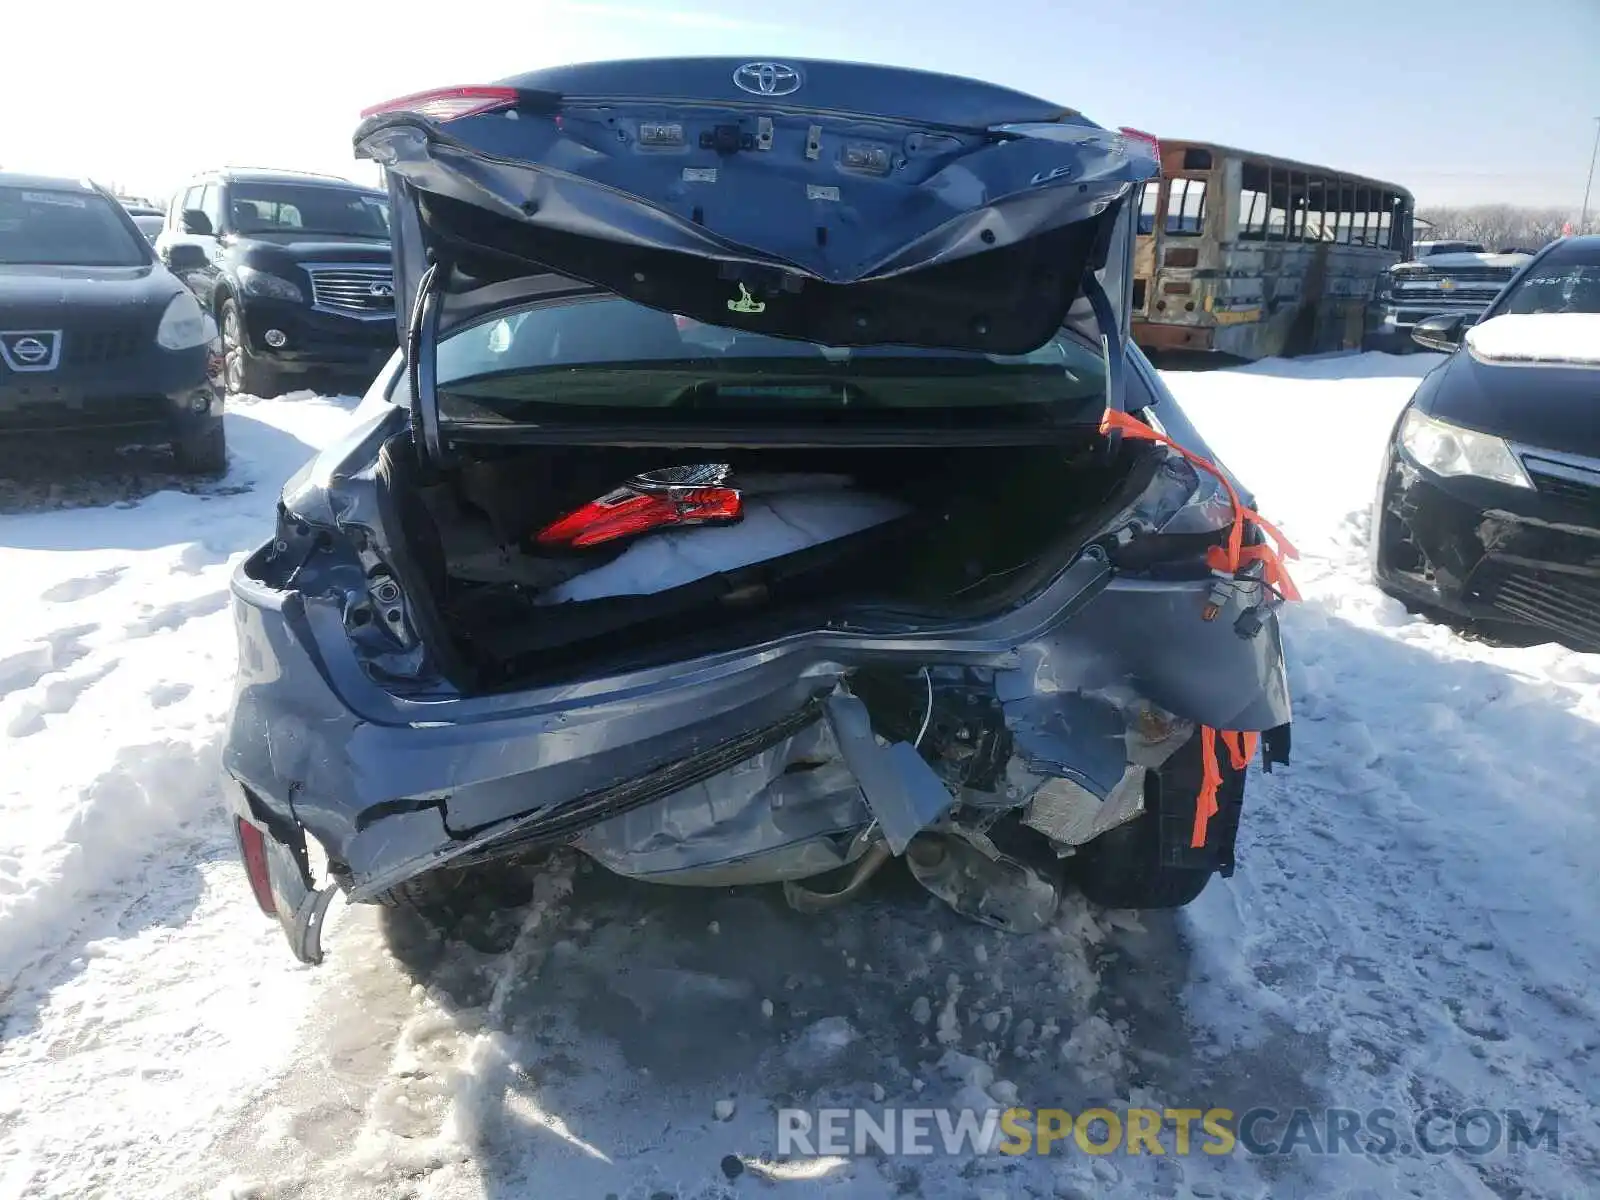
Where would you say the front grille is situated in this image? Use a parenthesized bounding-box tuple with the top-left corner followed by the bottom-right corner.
(1392, 269, 1515, 304)
(64, 326, 146, 366)
(1394, 285, 1503, 301)
(1475, 565, 1600, 650)
(1529, 470, 1600, 513)
(1431, 269, 1517, 284)
(305, 265, 395, 316)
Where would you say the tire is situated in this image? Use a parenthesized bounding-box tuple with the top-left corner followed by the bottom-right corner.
(376, 858, 538, 920)
(171, 421, 227, 475)
(1362, 332, 1410, 355)
(376, 867, 469, 918)
(1070, 730, 1245, 909)
(219, 297, 282, 398)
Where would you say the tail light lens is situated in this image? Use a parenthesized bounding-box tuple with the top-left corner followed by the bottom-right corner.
(537, 465, 743, 549)
(1118, 126, 1163, 170)
(235, 816, 278, 917)
(360, 86, 521, 122)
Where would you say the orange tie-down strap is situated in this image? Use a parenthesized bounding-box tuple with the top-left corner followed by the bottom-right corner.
(1193, 727, 1260, 848)
(1099, 408, 1296, 849)
(1099, 408, 1301, 599)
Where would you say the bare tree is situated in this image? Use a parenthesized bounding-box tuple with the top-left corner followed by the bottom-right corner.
(1415, 204, 1578, 251)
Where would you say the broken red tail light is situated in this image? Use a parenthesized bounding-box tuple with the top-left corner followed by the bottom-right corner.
(360, 85, 520, 122)
(538, 486, 743, 548)
(539, 465, 743, 548)
(1118, 126, 1163, 170)
(235, 816, 278, 917)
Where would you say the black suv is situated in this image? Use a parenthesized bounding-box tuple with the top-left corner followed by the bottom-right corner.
(155, 169, 397, 397)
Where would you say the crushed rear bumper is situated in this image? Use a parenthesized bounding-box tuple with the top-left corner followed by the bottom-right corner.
(224, 544, 1291, 960)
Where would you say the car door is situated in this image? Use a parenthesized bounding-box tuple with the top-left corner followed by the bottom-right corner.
(187, 183, 228, 309)
(160, 183, 213, 297)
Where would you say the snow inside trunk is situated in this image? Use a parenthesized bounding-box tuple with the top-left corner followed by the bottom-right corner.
(385, 434, 1142, 688)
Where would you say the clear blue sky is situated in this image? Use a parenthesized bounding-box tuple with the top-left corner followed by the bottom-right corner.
(6, 0, 1596, 210)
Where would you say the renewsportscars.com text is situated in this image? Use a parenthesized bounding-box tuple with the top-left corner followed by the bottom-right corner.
(777, 1106, 1561, 1158)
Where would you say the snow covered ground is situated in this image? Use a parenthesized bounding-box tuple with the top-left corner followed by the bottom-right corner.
(2, 355, 1597, 1200)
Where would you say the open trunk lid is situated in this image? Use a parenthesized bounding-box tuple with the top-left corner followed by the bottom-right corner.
(353, 57, 1156, 457)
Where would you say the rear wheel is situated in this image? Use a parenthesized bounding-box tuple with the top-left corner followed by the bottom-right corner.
(1070, 730, 1245, 909)
(219, 298, 281, 398)
(377, 857, 543, 922)
(376, 867, 470, 917)
(172, 421, 227, 475)
(1362, 332, 1411, 355)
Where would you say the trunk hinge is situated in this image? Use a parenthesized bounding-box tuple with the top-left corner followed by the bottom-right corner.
(407, 258, 449, 469)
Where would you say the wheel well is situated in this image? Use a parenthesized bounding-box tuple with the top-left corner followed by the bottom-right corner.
(213, 283, 235, 316)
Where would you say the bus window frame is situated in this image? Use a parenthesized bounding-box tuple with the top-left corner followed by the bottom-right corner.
(1352, 184, 1371, 246)
(1305, 175, 1329, 242)
(1239, 160, 1269, 242)
(1289, 170, 1308, 241)
(1137, 179, 1162, 236)
(1165, 176, 1207, 237)
(1267, 166, 1288, 242)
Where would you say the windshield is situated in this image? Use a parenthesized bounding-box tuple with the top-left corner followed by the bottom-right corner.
(0, 187, 148, 267)
(1492, 242, 1600, 317)
(435, 298, 1108, 426)
(227, 183, 389, 238)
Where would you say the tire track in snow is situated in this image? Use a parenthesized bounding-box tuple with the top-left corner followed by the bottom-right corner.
(4, 658, 120, 738)
(202, 852, 1281, 1200)
(1, 560, 239, 999)
(1, 391, 370, 1199)
(0, 624, 97, 703)
(39, 568, 126, 604)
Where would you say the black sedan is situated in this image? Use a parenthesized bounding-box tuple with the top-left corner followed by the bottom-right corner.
(0, 173, 225, 473)
(1371, 235, 1600, 650)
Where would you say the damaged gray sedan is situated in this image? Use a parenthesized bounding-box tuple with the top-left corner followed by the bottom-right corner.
(222, 57, 1293, 962)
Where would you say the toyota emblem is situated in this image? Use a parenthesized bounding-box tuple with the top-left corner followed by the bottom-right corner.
(733, 62, 802, 97)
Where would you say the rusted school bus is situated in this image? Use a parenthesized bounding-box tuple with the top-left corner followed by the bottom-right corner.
(1131, 140, 1414, 359)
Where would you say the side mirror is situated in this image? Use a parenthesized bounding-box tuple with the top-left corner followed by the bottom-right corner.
(181, 209, 214, 236)
(1411, 313, 1465, 352)
(164, 243, 209, 272)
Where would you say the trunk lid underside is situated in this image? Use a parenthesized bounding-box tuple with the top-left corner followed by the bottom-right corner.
(353, 57, 1157, 384)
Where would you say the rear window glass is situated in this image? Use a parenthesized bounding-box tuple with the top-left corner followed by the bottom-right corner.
(435, 298, 1109, 423)
(225, 184, 389, 238)
(0, 187, 147, 267)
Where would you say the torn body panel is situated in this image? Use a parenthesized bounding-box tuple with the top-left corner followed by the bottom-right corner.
(224, 427, 1288, 922)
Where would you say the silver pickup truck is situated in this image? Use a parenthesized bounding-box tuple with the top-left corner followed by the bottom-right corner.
(1365, 241, 1532, 352)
